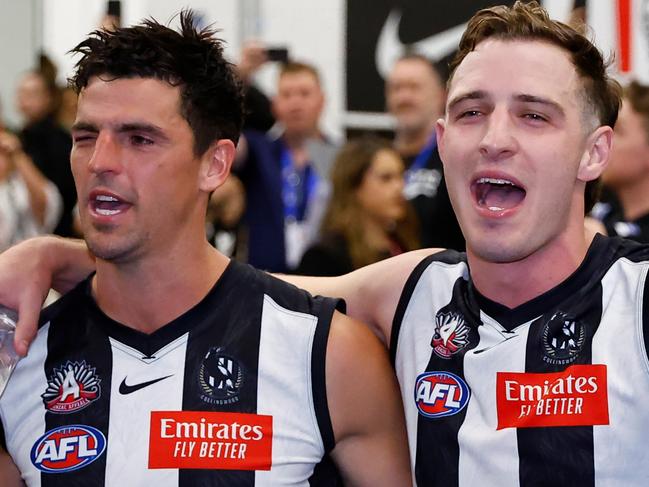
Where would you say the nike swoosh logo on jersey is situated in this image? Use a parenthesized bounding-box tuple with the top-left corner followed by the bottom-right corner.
(375, 9, 467, 78)
(119, 374, 173, 395)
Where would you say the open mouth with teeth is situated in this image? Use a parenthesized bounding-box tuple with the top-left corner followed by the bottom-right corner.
(472, 177, 526, 212)
(91, 194, 130, 216)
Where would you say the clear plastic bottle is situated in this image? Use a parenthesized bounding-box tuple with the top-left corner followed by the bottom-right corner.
(0, 306, 18, 398)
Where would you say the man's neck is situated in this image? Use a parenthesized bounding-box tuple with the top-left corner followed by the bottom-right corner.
(394, 121, 436, 157)
(283, 129, 321, 169)
(617, 178, 649, 221)
(468, 228, 593, 310)
(92, 241, 229, 334)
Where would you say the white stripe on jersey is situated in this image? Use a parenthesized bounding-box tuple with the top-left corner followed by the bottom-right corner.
(394, 260, 465, 476)
(105, 334, 189, 485)
(255, 294, 323, 486)
(458, 313, 532, 487)
(594, 258, 649, 486)
(0, 322, 51, 487)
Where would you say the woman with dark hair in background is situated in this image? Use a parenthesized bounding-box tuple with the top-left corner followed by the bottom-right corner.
(297, 136, 419, 276)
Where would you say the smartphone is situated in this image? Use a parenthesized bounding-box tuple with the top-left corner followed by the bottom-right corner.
(266, 47, 289, 63)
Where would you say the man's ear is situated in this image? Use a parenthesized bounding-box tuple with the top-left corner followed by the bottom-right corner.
(577, 126, 613, 182)
(199, 139, 236, 193)
(435, 117, 446, 165)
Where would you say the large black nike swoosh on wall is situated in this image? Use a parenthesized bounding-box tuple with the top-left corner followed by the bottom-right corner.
(119, 375, 173, 395)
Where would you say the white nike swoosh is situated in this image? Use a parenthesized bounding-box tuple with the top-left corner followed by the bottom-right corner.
(375, 9, 467, 78)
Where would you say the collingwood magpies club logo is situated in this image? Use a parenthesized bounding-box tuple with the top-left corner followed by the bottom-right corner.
(431, 311, 470, 359)
(542, 311, 586, 365)
(199, 347, 244, 405)
(42, 361, 101, 413)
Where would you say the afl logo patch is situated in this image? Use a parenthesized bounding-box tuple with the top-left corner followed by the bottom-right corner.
(415, 371, 470, 418)
(41, 361, 101, 413)
(542, 311, 585, 365)
(431, 311, 470, 358)
(199, 347, 244, 405)
(30, 425, 106, 473)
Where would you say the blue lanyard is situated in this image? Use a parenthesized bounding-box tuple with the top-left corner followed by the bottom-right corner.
(281, 148, 319, 222)
(405, 135, 437, 184)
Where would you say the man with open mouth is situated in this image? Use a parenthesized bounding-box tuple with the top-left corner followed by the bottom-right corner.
(6, 1, 649, 486)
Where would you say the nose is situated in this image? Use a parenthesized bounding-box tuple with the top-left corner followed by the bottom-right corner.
(87, 132, 122, 175)
(478, 107, 517, 161)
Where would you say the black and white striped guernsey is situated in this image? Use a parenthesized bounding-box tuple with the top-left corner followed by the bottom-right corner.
(391, 234, 649, 486)
(0, 260, 341, 486)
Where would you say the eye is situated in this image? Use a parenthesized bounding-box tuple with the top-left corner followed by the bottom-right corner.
(130, 135, 154, 146)
(458, 110, 482, 119)
(522, 112, 548, 122)
(72, 134, 96, 145)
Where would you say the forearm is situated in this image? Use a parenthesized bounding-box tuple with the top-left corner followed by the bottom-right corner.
(41, 236, 95, 294)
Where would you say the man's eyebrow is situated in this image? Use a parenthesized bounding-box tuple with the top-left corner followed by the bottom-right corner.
(71, 121, 169, 140)
(71, 121, 98, 133)
(447, 90, 488, 112)
(117, 122, 166, 137)
(514, 94, 565, 116)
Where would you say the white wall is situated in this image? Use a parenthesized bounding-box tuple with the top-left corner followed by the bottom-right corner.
(38, 0, 344, 139)
(0, 0, 42, 128)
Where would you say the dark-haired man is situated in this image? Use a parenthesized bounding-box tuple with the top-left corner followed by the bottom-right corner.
(6, 2, 649, 485)
(0, 12, 410, 486)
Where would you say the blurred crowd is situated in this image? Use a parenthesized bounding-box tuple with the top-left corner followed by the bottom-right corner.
(3, 4, 649, 274)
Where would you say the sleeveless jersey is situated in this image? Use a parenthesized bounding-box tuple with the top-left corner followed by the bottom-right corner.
(391, 234, 649, 487)
(0, 260, 340, 486)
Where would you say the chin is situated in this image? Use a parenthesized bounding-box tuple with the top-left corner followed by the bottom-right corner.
(467, 236, 533, 264)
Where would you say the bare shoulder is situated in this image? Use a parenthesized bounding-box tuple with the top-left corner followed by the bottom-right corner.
(325, 311, 411, 485)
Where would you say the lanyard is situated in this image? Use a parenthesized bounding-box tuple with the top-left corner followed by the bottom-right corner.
(404, 134, 437, 185)
(281, 148, 319, 222)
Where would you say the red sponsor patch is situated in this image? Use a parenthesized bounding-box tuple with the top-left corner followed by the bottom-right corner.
(149, 411, 272, 470)
(496, 364, 609, 430)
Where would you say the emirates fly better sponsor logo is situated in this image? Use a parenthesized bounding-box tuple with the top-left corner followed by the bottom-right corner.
(149, 411, 273, 470)
(496, 364, 609, 429)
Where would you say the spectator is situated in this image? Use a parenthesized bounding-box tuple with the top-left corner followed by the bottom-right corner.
(17, 70, 76, 237)
(386, 54, 464, 250)
(595, 81, 649, 241)
(297, 137, 418, 276)
(238, 61, 338, 272)
(0, 123, 61, 251)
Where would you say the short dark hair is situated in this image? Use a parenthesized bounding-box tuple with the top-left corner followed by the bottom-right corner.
(448, 1, 622, 213)
(69, 10, 244, 155)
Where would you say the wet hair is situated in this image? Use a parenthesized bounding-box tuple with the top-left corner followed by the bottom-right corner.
(448, 1, 622, 213)
(322, 136, 419, 269)
(69, 10, 244, 155)
(625, 81, 649, 143)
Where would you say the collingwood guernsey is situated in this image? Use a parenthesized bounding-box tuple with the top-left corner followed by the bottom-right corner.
(0, 260, 339, 486)
(391, 234, 649, 486)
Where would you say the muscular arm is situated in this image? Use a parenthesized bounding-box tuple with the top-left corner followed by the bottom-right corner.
(326, 311, 412, 486)
(286, 249, 436, 345)
(0, 447, 24, 486)
(0, 236, 94, 355)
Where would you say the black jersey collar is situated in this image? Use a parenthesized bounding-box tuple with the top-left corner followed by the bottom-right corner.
(470, 234, 613, 331)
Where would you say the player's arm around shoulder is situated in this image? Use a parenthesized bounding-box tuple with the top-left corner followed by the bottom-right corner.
(286, 248, 437, 346)
(0, 447, 24, 486)
(326, 310, 412, 487)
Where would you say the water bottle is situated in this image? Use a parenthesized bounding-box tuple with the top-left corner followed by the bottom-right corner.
(0, 306, 19, 398)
